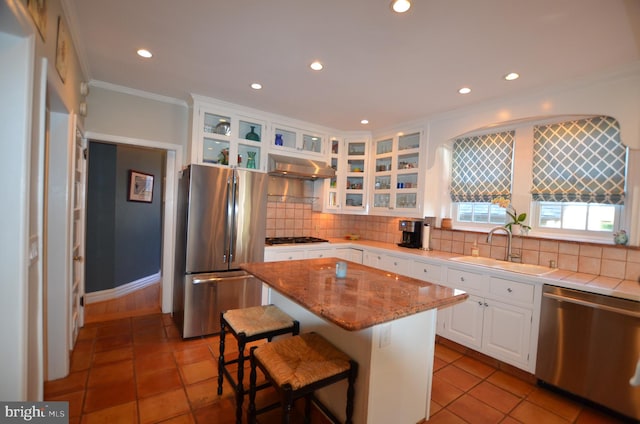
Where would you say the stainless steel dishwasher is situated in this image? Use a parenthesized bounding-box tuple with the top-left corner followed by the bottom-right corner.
(536, 285, 640, 421)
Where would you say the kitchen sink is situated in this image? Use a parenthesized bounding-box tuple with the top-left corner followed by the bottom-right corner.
(450, 256, 555, 276)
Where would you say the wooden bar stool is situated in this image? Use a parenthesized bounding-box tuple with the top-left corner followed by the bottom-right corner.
(218, 304, 300, 424)
(248, 332, 358, 424)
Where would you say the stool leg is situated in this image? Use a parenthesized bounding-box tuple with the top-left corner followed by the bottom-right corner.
(248, 348, 257, 424)
(345, 360, 358, 424)
(282, 385, 294, 424)
(304, 394, 312, 424)
(217, 315, 226, 396)
(235, 334, 247, 424)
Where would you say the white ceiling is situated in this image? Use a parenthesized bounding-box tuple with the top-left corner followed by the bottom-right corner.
(65, 0, 640, 131)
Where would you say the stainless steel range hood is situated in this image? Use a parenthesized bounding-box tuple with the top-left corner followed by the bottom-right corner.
(267, 154, 335, 180)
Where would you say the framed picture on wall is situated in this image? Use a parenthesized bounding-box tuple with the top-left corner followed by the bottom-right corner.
(128, 170, 154, 203)
(55, 16, 70, 83)
(27, 0, 47, 41)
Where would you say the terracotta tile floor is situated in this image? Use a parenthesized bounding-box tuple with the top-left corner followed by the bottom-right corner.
(45, 313, 632, 423)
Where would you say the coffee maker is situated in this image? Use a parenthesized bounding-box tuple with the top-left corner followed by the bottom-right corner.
(397, 219, 423, 248)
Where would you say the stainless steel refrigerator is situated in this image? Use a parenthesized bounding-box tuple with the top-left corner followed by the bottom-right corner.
(173, 164, 267, 338)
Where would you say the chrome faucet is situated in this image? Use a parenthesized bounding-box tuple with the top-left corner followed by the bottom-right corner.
(487, 226, 512, 262)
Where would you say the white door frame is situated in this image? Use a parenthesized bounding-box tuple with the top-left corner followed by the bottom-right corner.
(84, 131, 183, 313)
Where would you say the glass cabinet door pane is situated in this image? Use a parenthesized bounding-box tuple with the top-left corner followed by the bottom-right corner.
(397, 172, 418, 189)
(348, 159, 365, 173)
(239, 120, 262, 142)
(331, 139, 340, 155)
(396, 193, 417, 209)
(204, 113, 232, 136)
(374, 193, 390, 208)
(328, 192, 338, 207)
(238, 144, 260, 169)
(376, 138, 393, 154)
(398, 132, 420, 151)
(302, 134, 322, 153)
(274, 128, 296, 149)
(346, 176, 364, 190)
(203, 138, 231, 165)
(375, 157, 392, 172)
(345, 193, 363, 207)
(375, 175, 391, 190)
(347, 142, 366, 156)
(397, 153, 419, 170)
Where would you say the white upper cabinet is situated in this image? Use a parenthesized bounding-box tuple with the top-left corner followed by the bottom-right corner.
(189, 100, 266, 171)
(323, 136, 370, 214)
(370, 130, 424, 217)
(270, 123, 326, 158)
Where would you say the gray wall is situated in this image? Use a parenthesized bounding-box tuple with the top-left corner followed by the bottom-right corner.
(85, 141, 165, 293)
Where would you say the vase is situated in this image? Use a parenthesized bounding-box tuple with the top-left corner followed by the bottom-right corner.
(510, 224, 522, 236)
(246, 151, 256, 169)
(275, 133, 284, 146)
(245, 126, 260, 141)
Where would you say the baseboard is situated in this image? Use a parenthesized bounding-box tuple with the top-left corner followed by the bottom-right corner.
(84, 272, 161, 304)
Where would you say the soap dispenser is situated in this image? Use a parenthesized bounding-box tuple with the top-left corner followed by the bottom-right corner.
(471, 241, 479, 257)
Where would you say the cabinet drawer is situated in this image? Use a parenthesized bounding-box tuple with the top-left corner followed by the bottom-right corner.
(411, 261, 441, 283)
(306, 248, 334, 259)
(489, 277, 534, 304)
(447, 268, 489, 291)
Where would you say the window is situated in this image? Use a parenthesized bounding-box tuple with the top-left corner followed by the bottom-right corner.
(537, 202, 618, 231)
(532, 116, 627, 234)
(457, 202, 506, 225)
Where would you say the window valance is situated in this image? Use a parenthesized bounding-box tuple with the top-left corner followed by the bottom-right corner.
(450, 131, 514, 203)
(531, 116, 626, 205)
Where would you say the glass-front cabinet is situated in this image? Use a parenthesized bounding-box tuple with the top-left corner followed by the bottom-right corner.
(190, 98, 266, 171)
(271, 123, 325, 157)
(370, 130, 423, 216)
(324, 137, 369, 213)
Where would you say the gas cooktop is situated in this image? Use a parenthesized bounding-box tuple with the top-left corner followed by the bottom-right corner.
(265, 236, 330, 245)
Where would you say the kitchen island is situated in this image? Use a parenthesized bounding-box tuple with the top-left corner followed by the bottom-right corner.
(241, 258, 468, 424)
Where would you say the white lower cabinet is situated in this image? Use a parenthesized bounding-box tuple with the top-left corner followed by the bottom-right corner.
(306, 247, 335, 259)
(440, 266, 535, 371)
(363, 252, 411, 275)
(482, 299, 532, 367)
(410, 260, 443, 283)
(264, 249, 306, 262)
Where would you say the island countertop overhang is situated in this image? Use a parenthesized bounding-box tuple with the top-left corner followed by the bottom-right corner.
(241, 258, 468, 331)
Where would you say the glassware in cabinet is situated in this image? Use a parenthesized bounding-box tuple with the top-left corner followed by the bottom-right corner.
(203, 112, 232, 136)
(239, 119, 263, 142)
(203, 137, 231, 166)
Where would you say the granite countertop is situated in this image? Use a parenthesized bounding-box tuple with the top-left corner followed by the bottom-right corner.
(276, 238, 640, 302)
(241, 258, 469, 331)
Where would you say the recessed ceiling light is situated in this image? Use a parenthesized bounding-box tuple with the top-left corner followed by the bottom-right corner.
(504, 72, 520, 81)
(391, 0, 411, 13)
(250, 83, 262, 90)
(458, 87, 471, 94)
(310, 61, 323, 71)
(136, 49, 153, 58)
(360, 119, 369, 125)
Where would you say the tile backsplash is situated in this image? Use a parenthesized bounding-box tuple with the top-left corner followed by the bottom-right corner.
(265, 202, 640, 282)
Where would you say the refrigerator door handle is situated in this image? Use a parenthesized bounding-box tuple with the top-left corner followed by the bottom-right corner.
(228, 171, 239, 263)
(224, 174, 235, 264)
(192, 274, 255, 285)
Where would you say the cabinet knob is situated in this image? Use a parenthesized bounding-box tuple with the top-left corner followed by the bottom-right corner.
(507, 288, 513, 293)
(478, 301, 483, 306)
(460, 276, 465, 282)
(73, 255, 83, 262)
(423, 269, 428, 273)
(484, 302, 488, 307)
(393, 262, 398, 266)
